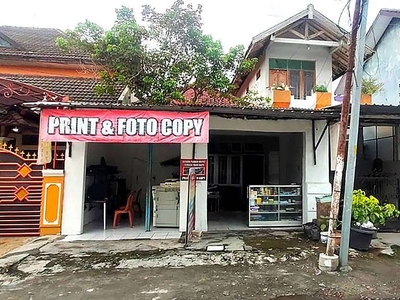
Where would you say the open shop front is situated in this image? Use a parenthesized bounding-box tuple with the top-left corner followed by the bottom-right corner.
(38, 108, 209, 240)
(207, 116, 332, 231)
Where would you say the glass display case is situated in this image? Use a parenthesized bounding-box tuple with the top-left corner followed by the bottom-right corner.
(248, 185, 302, 227)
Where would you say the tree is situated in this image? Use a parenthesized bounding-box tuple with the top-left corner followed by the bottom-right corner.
(56, 1, 257, 104)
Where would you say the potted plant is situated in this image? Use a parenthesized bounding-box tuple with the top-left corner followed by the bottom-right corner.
(361, 77, 383, 105)
(271, 82, 291, 108)
(351, 190, 400, 250)
(318, 215, 341, 247)
(313, 83, 332, 109)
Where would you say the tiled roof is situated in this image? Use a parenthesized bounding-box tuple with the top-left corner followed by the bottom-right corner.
(2, 75, 124, 103)
(0, 26, 90, 62)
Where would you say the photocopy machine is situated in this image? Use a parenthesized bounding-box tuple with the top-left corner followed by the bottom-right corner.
(152, 179, 180, 227)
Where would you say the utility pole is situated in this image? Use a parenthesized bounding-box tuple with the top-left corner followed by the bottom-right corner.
(325, 0, 362, 258)
(340, 0, 369, 269)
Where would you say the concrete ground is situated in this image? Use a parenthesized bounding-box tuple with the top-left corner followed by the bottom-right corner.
(1, 231, 400, 299)
(0, 237, 32, 257)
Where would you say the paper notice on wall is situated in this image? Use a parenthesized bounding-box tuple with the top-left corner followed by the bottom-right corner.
(329, 122, 340, 171)
(37, 140, 52, 165)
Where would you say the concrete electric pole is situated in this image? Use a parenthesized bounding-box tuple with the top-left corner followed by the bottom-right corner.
(319, 0, 362, 271)
(340, 0, 369, 270)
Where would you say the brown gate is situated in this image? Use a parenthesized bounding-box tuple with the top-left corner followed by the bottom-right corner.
(0, 145, 43, 236)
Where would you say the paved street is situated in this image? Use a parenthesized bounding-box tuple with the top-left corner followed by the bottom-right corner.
(1, 232, 400, 299)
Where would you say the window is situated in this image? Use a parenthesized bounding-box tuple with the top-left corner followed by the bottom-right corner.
(363, 126, 395, 161)
(269, 59, 316, 100)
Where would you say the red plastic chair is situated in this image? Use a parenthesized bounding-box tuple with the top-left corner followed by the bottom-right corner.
(113, 192, 134, 228)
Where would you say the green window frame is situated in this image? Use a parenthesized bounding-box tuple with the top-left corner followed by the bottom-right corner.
(269, 59, 315, 71)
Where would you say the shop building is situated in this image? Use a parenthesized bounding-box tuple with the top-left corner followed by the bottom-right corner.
(31, 102, 339, 236)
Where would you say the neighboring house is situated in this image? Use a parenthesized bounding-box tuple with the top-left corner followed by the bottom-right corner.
(0, 26, 124, 151)
(0, 26, 124, 236)
(364, 9, 400, 106)
(234, 4, 372, 109)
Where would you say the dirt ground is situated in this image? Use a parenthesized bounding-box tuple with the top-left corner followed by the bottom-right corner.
(0, 237, 31, 257)
(1, 232, 400, 299)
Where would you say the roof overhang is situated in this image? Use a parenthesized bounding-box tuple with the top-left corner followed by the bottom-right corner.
(366, 9, 400, 49)
(234, 5, 374, 89)
(326, 104, 400, 125)
(22, 101, 340, 121)
(0, 77, 66, 129)
(0, 77, 67, 109)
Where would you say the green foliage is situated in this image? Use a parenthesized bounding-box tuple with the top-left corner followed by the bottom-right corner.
(352, 189, 400, 226)
(313, 84, 328, 93)
(361, 77, 384, 95)
(56, 1, 255, 104)
(319, 215, 329, 231)
(239, 90, 271, 108)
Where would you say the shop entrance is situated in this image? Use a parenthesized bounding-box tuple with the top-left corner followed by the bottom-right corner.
(243, 155, 265, 188)
(67, 142, 182, 241)
(207, 131, 303, 231)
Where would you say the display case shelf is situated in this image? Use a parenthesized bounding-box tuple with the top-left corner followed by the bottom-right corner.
(248, 185, 302, 227)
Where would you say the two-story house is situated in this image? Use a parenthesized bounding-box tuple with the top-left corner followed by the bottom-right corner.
(234, 4, 372, 110)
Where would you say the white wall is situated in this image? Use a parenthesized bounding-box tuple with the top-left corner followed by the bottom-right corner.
(61, 142, 87, 235)
(114, 144, 180, 210)
(179, 143, 208, 232)
(237, 43, 333, 109)
(210, 116, 331, 222)
(237, 54, 266, 97)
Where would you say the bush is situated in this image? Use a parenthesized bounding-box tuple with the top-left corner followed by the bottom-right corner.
(352, 189, 400, 226)
(361, 77, 383, 95)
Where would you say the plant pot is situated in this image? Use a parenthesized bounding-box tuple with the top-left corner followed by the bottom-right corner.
(320, 231, 328, 243)
(303, 222, 314, 238)
(315, 92, 332, 109)
(331, 231, 341, 248)
(310, 227, 320, 241)
(350, 227, 374, 251)
(361, 93, 372, 105)
(371, 229, 378, 239)
(272, 90, 291, 108)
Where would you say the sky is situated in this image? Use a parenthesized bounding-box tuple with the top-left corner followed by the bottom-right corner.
(1, 0, 400, 49)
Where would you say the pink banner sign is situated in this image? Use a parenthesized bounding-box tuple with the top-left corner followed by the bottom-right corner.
(39, 109, 209, 144)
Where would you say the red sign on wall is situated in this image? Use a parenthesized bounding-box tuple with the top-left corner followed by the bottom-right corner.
(39, 109, 209, 144)
(180, 159, 207, 181)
